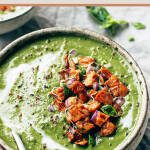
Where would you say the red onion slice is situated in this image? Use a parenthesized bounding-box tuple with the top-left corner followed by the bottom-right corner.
(114, 97, 125, 106)
(48, 105, 55, 112)
(100, 73, 107, 79)
(68, 126, 75, 134)
(93, 82, 99, 91)
(90, 110, 98, 122)
(69, 50, 77, 56)
(65, 99, 69, 107)
(66, 68, 71, 74)
(66, 78, 76, 86)
(86, 65, 96, 73)
(65, 98, 72, 107)
(65, 61, 69, 68)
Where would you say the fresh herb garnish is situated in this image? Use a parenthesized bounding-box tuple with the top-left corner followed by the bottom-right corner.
(132, 22, 146, 30)
(78, 66, 86, 75)
(101, 105, 117, 117)
(88, 135, 96, 147)
(87, 6, 128, 36)
(128, 36, 135, 42)
(63, 85, 74, 98)
(78, 66, 86, 80)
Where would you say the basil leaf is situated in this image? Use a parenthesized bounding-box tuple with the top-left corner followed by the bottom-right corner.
(101, 105, 117, 117)
(78, 66, 86, 75)
(132, 22, 146, 30)
(63, 85, 73, 98)
(128, 36, 135, 42)
(87, 6, 109, 24)
(88, 135, 96, 147)
(78, 66, 86, 80)
(87, 6, 128, 36)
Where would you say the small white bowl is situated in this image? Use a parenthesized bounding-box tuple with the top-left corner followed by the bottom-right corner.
(0, 6, 36, 35)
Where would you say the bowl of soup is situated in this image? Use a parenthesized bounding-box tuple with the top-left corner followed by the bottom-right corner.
(0, 27, 148, 150)
(0, 6, 35, 34)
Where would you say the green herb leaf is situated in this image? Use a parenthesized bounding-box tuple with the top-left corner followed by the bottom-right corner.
(87, 6, 110, 24)
(63, 85, 73, 98)
(88, 135, 96, 147)
(101, 105, 117, 117)
(128, 36, 135, 42)
(78, 66, 86, 80)
(87, 6, 128, 36)
(132, 22, 146, 30)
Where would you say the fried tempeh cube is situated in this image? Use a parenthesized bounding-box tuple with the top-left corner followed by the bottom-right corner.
(105, 75, 129, 97)
(91, 111, 109, 127)
(95, 88, 113, 105)
(100, 121, 116, 136)
(65, 96, 78, 107)
(68, 81, 86, 94)
(83, 71, 99, 87)
(53, 99, 66, 112)
(66, 104, 90, 123)
(78, 56, 95, 68)
(66, 128, 82, 142)
(49, 87, 65, 101)
(70, 69, 80, 81)
(98, 67, 112, 79)
(76, 120, 95, 134)
(85, 99, 101, 113)
(74, 138, 88, 146)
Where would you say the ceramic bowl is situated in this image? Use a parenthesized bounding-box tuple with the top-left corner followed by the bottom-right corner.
(0, 6, 36, 35)
(0, 27, 148, 150)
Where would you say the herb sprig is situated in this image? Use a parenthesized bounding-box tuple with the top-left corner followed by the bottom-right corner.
(87, 6, 129, 36)
(132, 22, 146, 30)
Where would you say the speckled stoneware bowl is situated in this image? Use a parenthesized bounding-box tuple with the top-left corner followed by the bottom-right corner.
(0, 27, 148, 150)
(0, 6, 36, 35)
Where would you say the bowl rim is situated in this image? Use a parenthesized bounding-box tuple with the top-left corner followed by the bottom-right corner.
(0, 6, 33, 24)
(0, 27, 149, 150)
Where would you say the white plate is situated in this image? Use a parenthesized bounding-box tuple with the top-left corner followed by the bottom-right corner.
(0, 6, 36, 34)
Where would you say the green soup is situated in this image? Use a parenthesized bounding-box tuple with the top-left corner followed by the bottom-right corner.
(0, 34, 141, 150)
